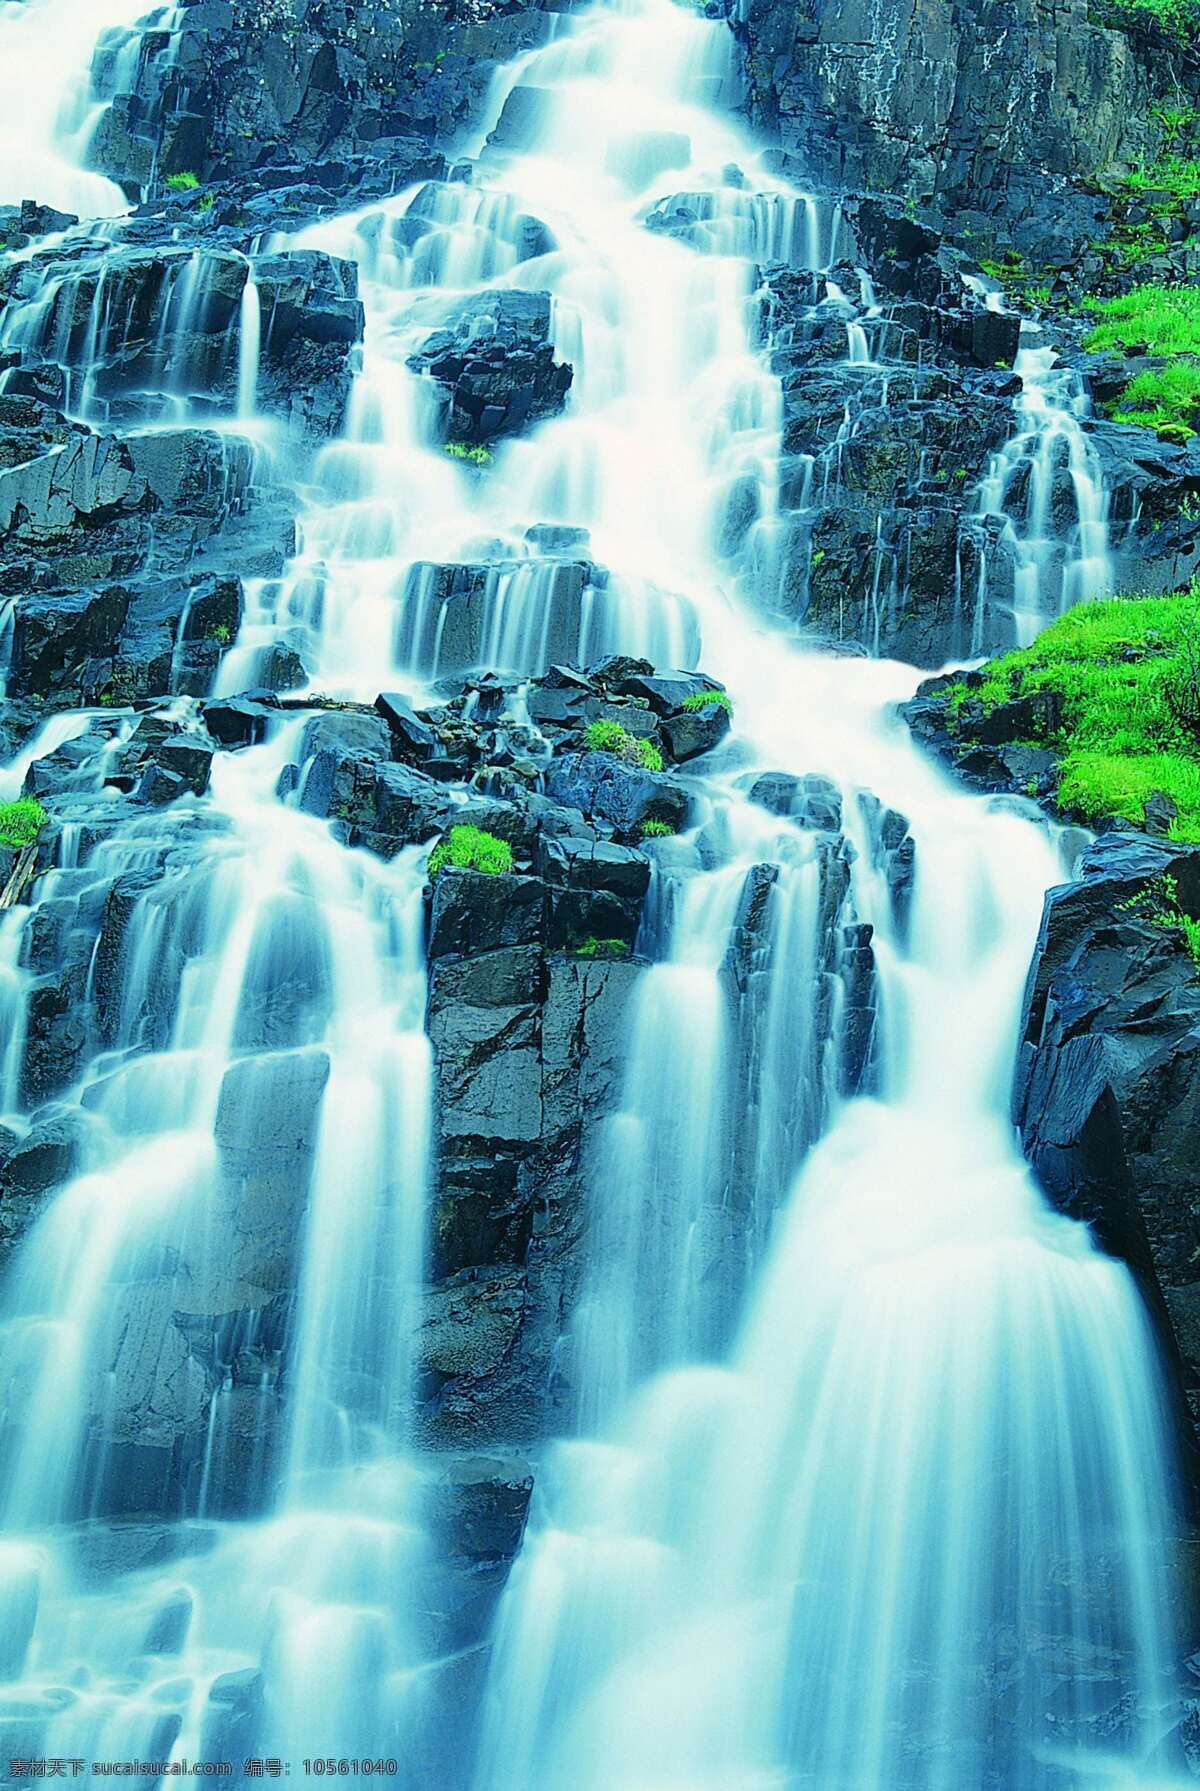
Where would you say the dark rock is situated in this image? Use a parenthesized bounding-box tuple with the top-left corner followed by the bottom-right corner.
(544, 752, 688, 839)
(428, 871, 548, 960)
(661, 702, 731, 763)
(407, 290, 573, 445)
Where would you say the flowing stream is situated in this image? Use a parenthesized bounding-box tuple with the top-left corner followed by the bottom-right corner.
(0, 0, 1186, 1786)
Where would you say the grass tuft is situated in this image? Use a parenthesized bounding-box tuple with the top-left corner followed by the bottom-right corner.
(681, 688, 733, 714)
(444, 440, 493, 466)
(428, 823, 513, 880)
(0, 798, 48, 850)
(584, 719, 664, 772)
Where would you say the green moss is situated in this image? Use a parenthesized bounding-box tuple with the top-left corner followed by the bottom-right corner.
(572, 937, 632, 959)
(165, 171, 200, 193)
(444, 440, 493, 466)
(681, 688, 733, 714)
(943, 592, 1200, 837)
(640, 818, 675, 838)
(584, 719, 663, 771)
(427, 824, 514, 880)
(0, 798, 48, 850)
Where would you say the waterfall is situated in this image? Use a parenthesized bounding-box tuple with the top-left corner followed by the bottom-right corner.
(0, 0, 1184, 1785)
(0, 0, 153, 217)
(237, 271, 262, 422)
(968, 294, 1114, 648)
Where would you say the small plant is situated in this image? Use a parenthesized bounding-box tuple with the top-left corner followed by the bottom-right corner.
(640, 818, 675, 838)
(165, 171, 201, 193)
(211, 621, 233, 645)
(1118, 872, 1200, 969)
(583, 719, 663, 771)
(573, 937, 631, 959)
(444, 440, 493, 466)
(427, 824, 513, 880)
(197, 191, 217, 214)
(681, 688, 733, 714)
(0, 798, 48, 850)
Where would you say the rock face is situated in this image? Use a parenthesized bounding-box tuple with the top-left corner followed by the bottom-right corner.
(1014, 834, 1200, 1456)
(736, 0, 1161, 258)
(1, 244, 363, 437)
(407, 290, 573, 445)
(90, 0, 553, 189)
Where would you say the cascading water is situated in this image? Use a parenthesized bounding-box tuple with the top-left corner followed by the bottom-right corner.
(0, 0, 1188, 1787)
(966, 280, 1114, 648)
(0, 0, 154, 217)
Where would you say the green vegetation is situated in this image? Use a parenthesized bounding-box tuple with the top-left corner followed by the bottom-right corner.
(584, 719, 664, 771)
(572, 937, 632, 959)
(444, 440, 493, 466)
(1099, 0, 1200, 40)
(211, 621, 233, 645)
(197, 191, 217, 214)
(1084, 283, 1200, 355)
(0, 799, 48, 850)
(165, 171, 200, 193)
(1119, 872, 1200, 968)
(427, 824, 514, 880)
(1084, 285, 1200, 439)
(681, 688, 733, 714)
(944, 591, 1200, 838)
(640, 818, 675, 838)
(1125, 155, 1200, 201)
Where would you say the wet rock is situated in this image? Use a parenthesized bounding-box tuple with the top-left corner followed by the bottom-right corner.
(407, 290, 573, 445)
(428, 870, 548, 961)
(298, 749, 455, 855)
(376, 691, 440, 759)
(201, 696, 278, 748)
(1014, 834, 1200, 1461)
(426, 1455, 534, 1563)
(749, 770, 842, 832)
(199, 1668, 263, 1763)
(661, 700, 731, 763)
(141, 1586, 193, 1656)
(544, 751, 688, 839)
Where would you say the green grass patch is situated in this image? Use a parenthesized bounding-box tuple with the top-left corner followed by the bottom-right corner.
(572, 937, 631, 959)
(681, 688, 732, 714)
(584, 719, 663, 772)
(444, 440, 493, 466)
(428, 823, 513, 879)
(944, 591, 1200, 838)
(1084, 284, 1200, 355)
(1084, 286, 1200, 439)
(165, 171, 200, 193)
(0, 798, 48, 850)
(640, 818, 675, 838)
